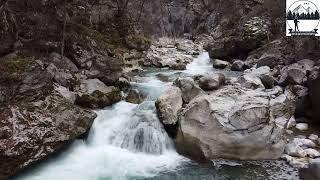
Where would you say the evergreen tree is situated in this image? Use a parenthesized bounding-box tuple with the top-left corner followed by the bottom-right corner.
(287, 10, 293, 20)
(307, 12, 311, 19)
(311, 12, 315, 19)
(315, 10, 320, 19)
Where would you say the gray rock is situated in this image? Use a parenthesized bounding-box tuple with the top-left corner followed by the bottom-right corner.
(260, 74, 274, 89)
(279, 63, 307, 86)
(231, 60, 244, 71)
(199, 73, 225, 91)
(285, 142, 307, 158)
(75, 79, 122, 108)
(49, 52, 79, 72)
(126, 89, 146, 104)
(296, 123, 309, 131)
(155, 87, 183, 125)
(212, 59, 230, 69)
(176, 85, 295, 161)
(174, 77, 206, 104)
(0, 94, 96, 177)
(256, 53, 282, 69)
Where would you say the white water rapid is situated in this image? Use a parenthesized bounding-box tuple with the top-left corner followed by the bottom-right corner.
(14, 52, 298, 180)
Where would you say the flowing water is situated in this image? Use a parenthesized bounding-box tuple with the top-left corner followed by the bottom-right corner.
(15, 53, 298, 180)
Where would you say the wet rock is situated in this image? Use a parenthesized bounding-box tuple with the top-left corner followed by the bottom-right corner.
(156, 87, 182, 125)
(176, 85, 295, 161)
(259, 74, 275, 89)
(170, 62, 187, 70)
(75, 79, 122, 108)
(116, 77, 131, 90)
(212, 59, 230, 69)
(174, 77, 205, 104)
(231, 60, 244, 71)
(199, 73, 225, 91)
(296, 123, 309, 131)
(299, 158, 320, 180)
(126, 89, 146, 104)
(0, 93, 96, 177)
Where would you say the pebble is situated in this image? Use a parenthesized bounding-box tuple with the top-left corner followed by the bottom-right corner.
(295, 123, 309, 131)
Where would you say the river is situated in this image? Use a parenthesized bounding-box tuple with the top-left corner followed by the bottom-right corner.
(14, 53, 298, 180)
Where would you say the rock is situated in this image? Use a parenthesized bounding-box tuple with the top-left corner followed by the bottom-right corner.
(126, 89, 146, 104)
(116, 77, 131, 90)
(170, 62, 187, 70)
(176, 85, 295, 161)
(212, 59, 230, 69)
(54, 84, 76, 103)
(86, 56, 124, 86)
(285, 142, 307, 158)
(293, 138, 316, 148)
(155, 87, 183, 138)
(0, 93, 96, 177)
(279, 63, 307, 86)
(231, 60, 244, 71)
(237, 67, 271, 89)
(298, 59, 315, 72)
(259, 74, 274, 89)
(290, 85, 309, 117)
(75, 79, 122, 108)
(49, 52, 79, 72)
(304, 149, 320, 158)
(309, 134, 319, 141)
(256, 53, 282, 69)
(296, 123, 309, 131)
(174, 77, 206, 104)
(299, 158, 320, 180)
(198, 73, 226, 91)
(76, 88, 121, 109)
(145, 42, 193, 68)
(275, 116, 296, 129)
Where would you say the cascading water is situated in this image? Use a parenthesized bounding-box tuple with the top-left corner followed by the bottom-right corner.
(14, 52, 298, 180)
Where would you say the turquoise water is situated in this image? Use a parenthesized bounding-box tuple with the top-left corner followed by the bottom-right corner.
(14, 53, 298, 180)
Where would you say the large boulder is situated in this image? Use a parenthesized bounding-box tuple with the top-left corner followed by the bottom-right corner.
(126, 89, 146, 104)
(237, 66, 271, 89)
(212, 59, 230, 69)
(0, 93, 96, 178)
(198, 73, 226, 91)
(155, 87, 183, 137)
(231, 60, 245, 71)
(174, 77, 206, 104)
(75, 79, 122, 109)
(86, 56, 124, 86)
(278, 62, 309, 86)
(176, 85, 295, 161)
(256, 52, 282, 69)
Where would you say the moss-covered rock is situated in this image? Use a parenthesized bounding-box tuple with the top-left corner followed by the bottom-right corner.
(75, 88, 122, 109)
